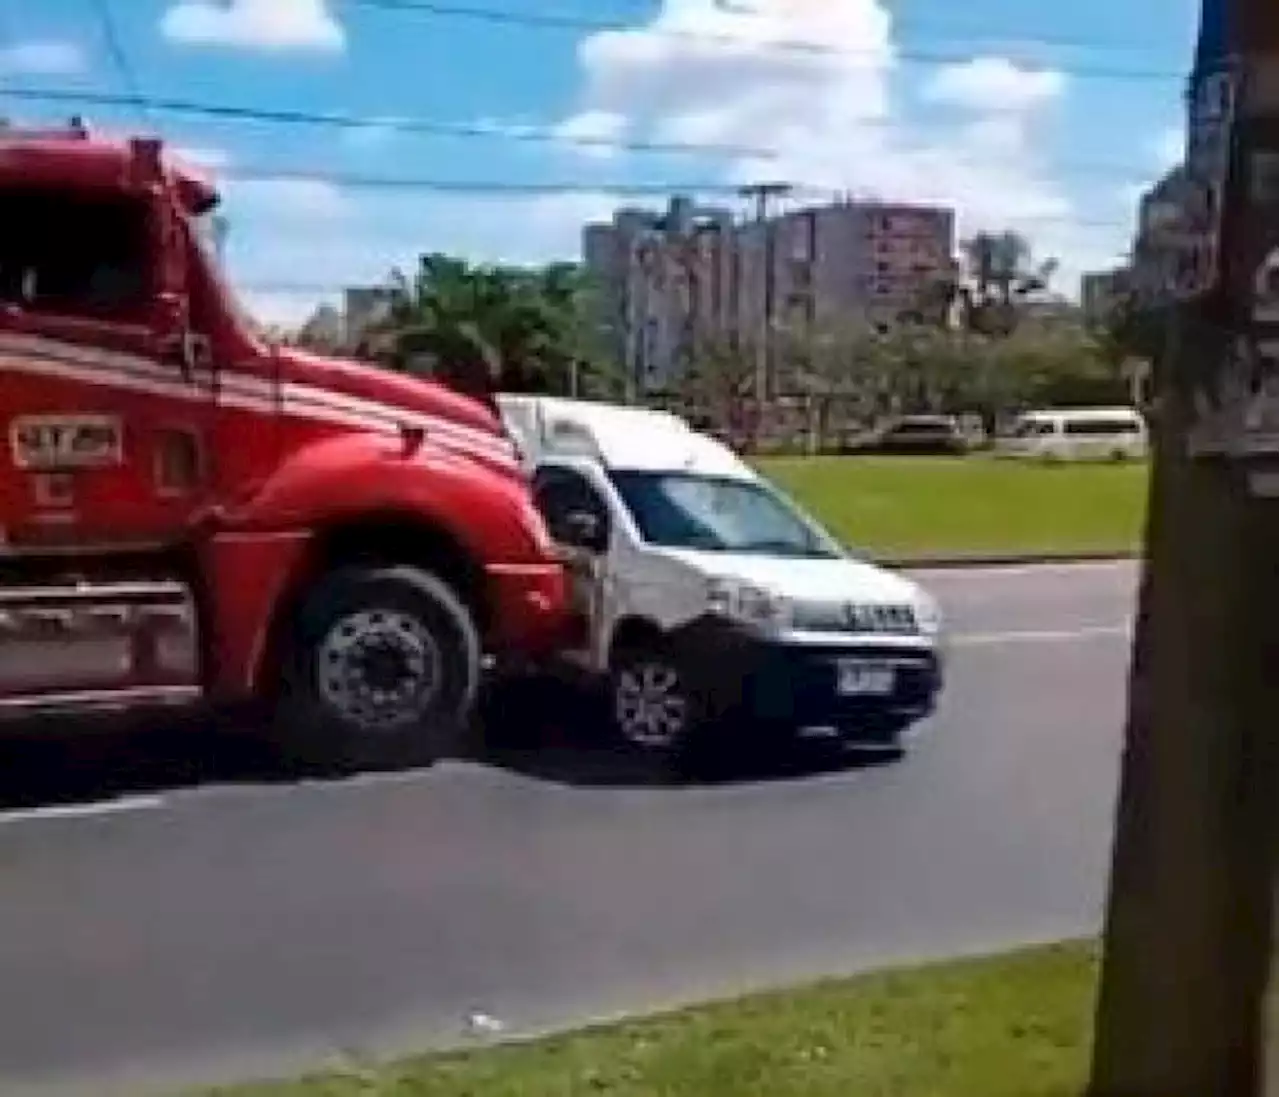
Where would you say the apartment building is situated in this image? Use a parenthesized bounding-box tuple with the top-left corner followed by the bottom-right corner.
(1080, 267, 1131, 323)
(582, 194, 956, 394)
(342, 285, 396, 347)
(583, 197, 736, 393)
(1130, 165, 1191, 304)
(294, 286, 396, 356)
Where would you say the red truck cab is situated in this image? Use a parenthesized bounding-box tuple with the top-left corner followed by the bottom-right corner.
(0, 122, 567, 769)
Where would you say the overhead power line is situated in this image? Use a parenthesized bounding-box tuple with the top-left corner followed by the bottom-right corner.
(0, 86, 777, 158)
(1, 85, 1179, 176)
(224, 171, 751, 195)
(344, 0, 1182, 82)
(216, 152, 1157, 193)
(90, 0, 149, 122)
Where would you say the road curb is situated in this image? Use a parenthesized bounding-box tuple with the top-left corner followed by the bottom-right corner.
(875, 550, 1140, 570)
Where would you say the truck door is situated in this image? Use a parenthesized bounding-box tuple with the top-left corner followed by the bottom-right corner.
(0, 181, 213, 550)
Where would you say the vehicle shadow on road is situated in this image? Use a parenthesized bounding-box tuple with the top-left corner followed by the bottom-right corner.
(470, 678, 901, 789)
(0, 707, 294, 812)
(0, 685, 896, 812)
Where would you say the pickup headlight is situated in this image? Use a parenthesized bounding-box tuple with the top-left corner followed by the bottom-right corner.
(706, 578, 791, 631)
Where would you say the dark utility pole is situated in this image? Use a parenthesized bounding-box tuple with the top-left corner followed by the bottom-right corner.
(1088, 0, 1277, 1093)
(738, 182, 792, 405)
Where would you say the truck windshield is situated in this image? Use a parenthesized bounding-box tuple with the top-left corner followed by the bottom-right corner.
(609, 470, 842, 558)
(192, 210, 224, 265)
(189, 209, 260, 332)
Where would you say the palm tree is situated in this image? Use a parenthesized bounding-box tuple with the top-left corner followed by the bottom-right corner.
(956, 230, 1060, 335)
(373, 253, 613, 401)
(377, 253, 501, 399)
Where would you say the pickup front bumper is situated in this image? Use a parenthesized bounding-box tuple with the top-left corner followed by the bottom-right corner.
(670, 616, 943, 743)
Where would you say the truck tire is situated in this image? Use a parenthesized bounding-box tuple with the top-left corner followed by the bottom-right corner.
(274, 565, 481, 773)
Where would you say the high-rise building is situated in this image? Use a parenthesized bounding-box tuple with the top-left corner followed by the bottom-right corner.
(581, 198, 735, 393)
(1130, 166, 1190, 303)
(342, 286, 396, 347)
(582, 194, 956, 394)
(1080, 268, 1131, 323)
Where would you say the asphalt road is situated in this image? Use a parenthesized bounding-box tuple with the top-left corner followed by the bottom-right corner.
(0, 561, 1137, 1097)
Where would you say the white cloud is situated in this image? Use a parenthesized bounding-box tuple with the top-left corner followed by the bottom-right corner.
(549, 0, 1079, 276)
(229, 177, 350, 220)
(0, 40, 86, 76)
(160, 0, 344, 53)
(922, 57, 1065, 113)
(241, 290, 342, 328)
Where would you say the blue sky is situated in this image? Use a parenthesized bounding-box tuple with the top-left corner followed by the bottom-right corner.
(2, 0, 1197, 324)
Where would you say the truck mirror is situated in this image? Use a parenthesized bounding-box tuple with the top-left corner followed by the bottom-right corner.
(149, 186, 189, 318)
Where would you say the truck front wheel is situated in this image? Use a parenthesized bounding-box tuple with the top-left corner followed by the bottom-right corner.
(275, 565, 481, 772)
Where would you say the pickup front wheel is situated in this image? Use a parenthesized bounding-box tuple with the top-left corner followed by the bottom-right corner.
(274, 565, 481, 773)
(609, 641, 700, 758)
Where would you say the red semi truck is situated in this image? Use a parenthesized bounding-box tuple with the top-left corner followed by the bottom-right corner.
(0, 122, 568, 769)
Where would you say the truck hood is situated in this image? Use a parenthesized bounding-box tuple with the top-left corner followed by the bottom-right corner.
(274, 346, 518, 472)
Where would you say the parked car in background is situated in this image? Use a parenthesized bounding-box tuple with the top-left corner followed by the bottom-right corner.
(995, 407, 1149, 462)
(868, 415, 968, 456)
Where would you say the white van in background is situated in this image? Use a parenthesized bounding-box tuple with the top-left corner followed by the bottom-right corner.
(498, 395, 945, 762)
(995, 407, 1149, 462)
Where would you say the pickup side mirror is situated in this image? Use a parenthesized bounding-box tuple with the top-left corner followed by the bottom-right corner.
(556, 509, 609, 553)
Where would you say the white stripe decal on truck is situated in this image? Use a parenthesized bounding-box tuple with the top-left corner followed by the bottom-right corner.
(2, 337, 518, 468)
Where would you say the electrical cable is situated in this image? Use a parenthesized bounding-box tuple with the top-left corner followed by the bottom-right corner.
(344, 0, 1184, 82)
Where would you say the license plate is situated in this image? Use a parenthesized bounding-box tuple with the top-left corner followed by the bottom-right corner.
(836, 660, 895, 696)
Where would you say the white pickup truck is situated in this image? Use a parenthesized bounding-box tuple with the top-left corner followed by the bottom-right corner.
(499, 396, 945, 760)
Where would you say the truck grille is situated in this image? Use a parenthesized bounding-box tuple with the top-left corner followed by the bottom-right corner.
(0, 581, 198, 698)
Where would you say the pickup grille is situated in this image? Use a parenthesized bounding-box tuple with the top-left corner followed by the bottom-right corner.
(792, 600, 918, 635)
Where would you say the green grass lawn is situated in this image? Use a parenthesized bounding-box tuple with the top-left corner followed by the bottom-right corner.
(757, 455, 1148, 558)
(203, 941, 1097, 1097)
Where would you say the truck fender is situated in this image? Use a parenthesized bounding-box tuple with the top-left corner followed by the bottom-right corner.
(200, 433, 548, 696)
(218, 432, 545, 562)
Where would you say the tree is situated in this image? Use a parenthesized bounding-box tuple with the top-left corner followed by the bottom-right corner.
(774, 320, 887, 451)
(678, 331, 757, 443)
(719, 312, 1133, 449)
(374, 253, 619, 400)
(954, 230, 1060, 335)
(1087, 0, 1277, 1092)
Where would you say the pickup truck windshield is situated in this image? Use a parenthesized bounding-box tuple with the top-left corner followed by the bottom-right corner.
(609, 470, 841, 558)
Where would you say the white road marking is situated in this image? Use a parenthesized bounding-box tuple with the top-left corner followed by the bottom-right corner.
(913, 561, 1136, 582)
(0, 794, 168, 828)
(951, 624, 1131, 646)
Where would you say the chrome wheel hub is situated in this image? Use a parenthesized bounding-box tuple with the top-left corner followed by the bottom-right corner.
(614, 661, 688, 750)
(316, 608, 441, 731)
